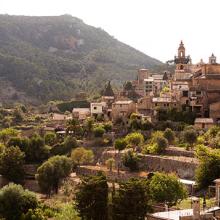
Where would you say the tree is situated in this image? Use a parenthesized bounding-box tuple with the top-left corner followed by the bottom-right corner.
(75, 173, 108, 220)
(163, 128, 175, 145)
(125, 132, 144, 148)
(0, 128, 19, 144)
(122, 150, 140, 172)
(7, 136, 30, 153)
(0, 183, 38, 220)
(195, 145, 220, 189)
(66, 119, 80, 135)
(55, 204, 80, 220)
(44, 132, 56, 146)
(84, 117, 94, 137)
(114, 138, 127, 174)
(147, 131, 168, 154)
(129, 113, 142, 131)
(103, 122, 113, 132)
(27, 135, 50, 162)
(149, 172, 187, 206)
(36, 155, 72, 195)
(13, 107, 24, 123)
(71, 147, 94, 166)
(93, 126, 105, 138)
(182, 129, 197, 147)
(21, 208, 46, 220)
(105, 158, 115, 172)
(112, 178, 150, 220)
(114, 138, 127, 152)
(63, 136, 78, 154)
(0, 146, 25, 183)
(155, 136, 168, 153)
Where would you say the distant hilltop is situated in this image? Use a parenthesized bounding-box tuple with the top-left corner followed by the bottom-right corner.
(0, 14, 163, 104)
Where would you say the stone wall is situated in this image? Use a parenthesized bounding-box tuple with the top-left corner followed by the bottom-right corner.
(165, 147, 194, 158)
(76, 166, 145, 182)
(101, 150, 198, 180)
(139, 155, 198, 180)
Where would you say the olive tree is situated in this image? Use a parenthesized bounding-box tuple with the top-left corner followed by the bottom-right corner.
(0, 183, 38, 220)
(0, 146, 25, 183)
(149, 172, 187, 206)
(71, 147, 94, 166)
(36, 155, 72, 195)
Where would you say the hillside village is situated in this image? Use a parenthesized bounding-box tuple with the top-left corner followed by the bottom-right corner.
(52, 41, 220, 129)
(1, 41, 220, 220)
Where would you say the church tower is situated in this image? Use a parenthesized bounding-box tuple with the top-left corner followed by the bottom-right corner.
(178, 41, 185, 59)
(174, 41, 191, 80)
(209, 53, 217, 64)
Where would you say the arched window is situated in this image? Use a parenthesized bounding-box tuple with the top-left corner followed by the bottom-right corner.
(180, 65, 184, 70)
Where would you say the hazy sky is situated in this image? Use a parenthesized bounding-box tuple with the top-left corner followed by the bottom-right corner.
(1, 0, 220, 63)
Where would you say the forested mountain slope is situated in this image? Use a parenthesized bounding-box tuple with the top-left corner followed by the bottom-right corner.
(0, 14, 163, 104)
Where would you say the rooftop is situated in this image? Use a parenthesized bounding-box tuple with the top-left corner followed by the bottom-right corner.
(152, 209, 193, 220)
(194, 118, 214, 124)
(144, 78, 154, 82)
(72, 108, 90, 113)
(114, 100, 133, 105)
(152, 97, 176, 103)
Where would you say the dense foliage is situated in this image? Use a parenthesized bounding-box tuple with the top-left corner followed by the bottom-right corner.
(0, 146, 25, 183)
(76, 173, 108, 220)
(122, 150, 140, 171)
(36, 155, 72, 195)
(149, 172, 187, 206)
(0, 183, 38, 220)
(71, 147, 94, 165)
(195, 145, 220, 189)
(112, 178, 150, 220)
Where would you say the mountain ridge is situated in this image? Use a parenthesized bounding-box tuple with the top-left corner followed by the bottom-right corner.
(0, 14, 163, 104)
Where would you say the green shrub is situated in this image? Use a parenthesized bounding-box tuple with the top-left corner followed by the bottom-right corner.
(44, 132, 56, 146)
(0, 183, 38, 220)
(0, 146, 25, 183)
(93, 126, 105, 138)
(122, 150, 140, 171)
(163, 128, 175, 144)
(36, 156, 72, 195)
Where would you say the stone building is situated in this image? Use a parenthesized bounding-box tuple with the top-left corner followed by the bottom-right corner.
(137, 96, 153, 116)
(169, 41, 220, 122)
(174, 41, 193, 81)
(111, 100, 136, 122)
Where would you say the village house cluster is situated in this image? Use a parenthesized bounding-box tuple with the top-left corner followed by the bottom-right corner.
(52, 41, 220, 129)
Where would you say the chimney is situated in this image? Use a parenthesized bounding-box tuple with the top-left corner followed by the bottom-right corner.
(192, 197, 200, 220)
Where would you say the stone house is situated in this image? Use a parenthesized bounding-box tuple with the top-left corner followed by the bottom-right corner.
(194, 118, 214, 129)
(210, 101, 220, 122)
(90, 102, 106, 118)
(137, 96, 153, 116)
(112, 100, 136, 122)
(152, 97, 178, 110)
(72, 108, 90, 120)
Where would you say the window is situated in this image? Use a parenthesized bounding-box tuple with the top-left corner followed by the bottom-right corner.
(94, 107, 97, 110)
(183, 91, 188, 97)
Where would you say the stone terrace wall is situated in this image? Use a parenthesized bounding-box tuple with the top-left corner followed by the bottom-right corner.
(101, 151, 198, 180)
(165, 147, 194, 158)
(76, 166, 146, 182)
(139, 155, 198, 180)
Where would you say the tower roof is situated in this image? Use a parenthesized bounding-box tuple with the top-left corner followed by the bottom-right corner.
(179, 40, 185, 49)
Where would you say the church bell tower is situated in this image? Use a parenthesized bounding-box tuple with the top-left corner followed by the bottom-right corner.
(174, 41, 191, 80)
